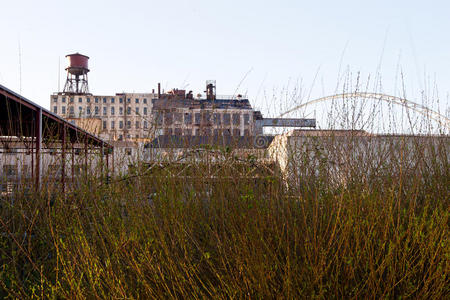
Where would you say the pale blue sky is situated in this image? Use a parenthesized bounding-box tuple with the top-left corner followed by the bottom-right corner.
(1, 0, 449, 116)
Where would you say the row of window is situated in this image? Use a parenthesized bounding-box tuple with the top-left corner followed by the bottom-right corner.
(54, 106, 148, 116)
(53, 97, 148, 104)
(117, 135, 139, 141)
(2, 164, 88, 177)
(156, 112, 250, 126)
(163, 128, 250, 136)
(102, 120, 149, 130)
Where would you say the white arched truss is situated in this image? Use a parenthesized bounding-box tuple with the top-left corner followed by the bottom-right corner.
(278, 92, 450, 130)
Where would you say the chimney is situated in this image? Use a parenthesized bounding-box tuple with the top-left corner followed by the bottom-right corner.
(157, 83, 161, 98)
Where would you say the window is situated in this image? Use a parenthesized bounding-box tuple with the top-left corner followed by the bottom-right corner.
(135, 107, 139, 115)
(53, 97, 57, 103)
(125, 148, 132, 155)
(233, 129, 240, 136)
(213, 129, 219, 136)
(78, 107, 82, 116)
(202, 112, 212, 123)
(223, 113, 231, 125)
(3, 165, 18, 176)
(143, 98, 147, 104)
(183, 129, 191, 135)
(127, 98, 131, 103)
(78, 97, 82, 103)
(244, 129, 250, 136)
(143, 121, 148, 129)
(103, 107, 107, 116)
(118, 134, 123, 141)
(127, 107, 131, 115)
(202, 128, 211, 136)
(232, 114, 240, 125)
(70, 97, 74, 103)
(119, 107, 123, 115)
(69, 106, 74, 115)
(86, 97, 90, 103)
(194, 113, 201, 124)
(135, 98, 139, 104)
(111, 121, 115, 129)
(127, 121, 131, 129)
(62, 97, 66, 103)
(119, 98, 123, 103)
(155, 112, 163, 125)
(164, 113, 173, 125)
(111, 107, 115, 115)
(111, 98, 115, 103)
(95, 97, 99, 103)
(62, 106, 66, 114)
(119, 121, 123, 129)
(95, 106, 99, 115)
(144, 107, 147, 115)
(174, 113, 182, 123)
(103, 97, 107, 103)
(136, 134, 139, 139)
(213, 113, 221, 125)
(53, 106, 57, 114)
(87, 107, 91, 115)
(243, 114, 250, 125)
(184, 113, 192, 124)
(103, 121, 107, 130)
(135, 121, 139, 129)
(174, 127, 182, 135)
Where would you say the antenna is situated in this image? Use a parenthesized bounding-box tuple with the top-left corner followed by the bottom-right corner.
(18, 39, 22, 93)
(58, 57, 61, 92)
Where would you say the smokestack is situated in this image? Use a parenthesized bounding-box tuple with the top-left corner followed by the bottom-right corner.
(158, 83, 161, 98)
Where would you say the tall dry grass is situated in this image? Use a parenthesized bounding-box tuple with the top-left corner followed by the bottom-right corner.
(0, 83, 449, 298)
(1, 132, 448, 298)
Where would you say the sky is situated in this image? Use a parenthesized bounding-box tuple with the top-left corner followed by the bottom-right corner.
(1, 0, 449, 119)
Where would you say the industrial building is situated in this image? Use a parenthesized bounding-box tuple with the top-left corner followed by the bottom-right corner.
(51, 53, 316, 151)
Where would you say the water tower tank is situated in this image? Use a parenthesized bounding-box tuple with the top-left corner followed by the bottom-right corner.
(65, 53, 89, 76)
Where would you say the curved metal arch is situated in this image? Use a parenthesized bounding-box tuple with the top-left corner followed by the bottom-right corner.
(278, 92, 450, 129)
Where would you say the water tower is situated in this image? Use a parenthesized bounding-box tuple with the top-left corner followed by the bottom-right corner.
(63, 53, 90, 94)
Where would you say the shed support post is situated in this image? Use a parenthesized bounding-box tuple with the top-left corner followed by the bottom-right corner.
(84, 138, 88, 179)
(112, 148, 115, 176)
(35, 108, 42, 190)
(71, 143, 75, 185)
(100, 142, 104, 180)
(61, 124, 66, 195)
(106, 147, 109, 180)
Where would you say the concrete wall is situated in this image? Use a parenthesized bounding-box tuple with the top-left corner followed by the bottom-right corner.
(268, 130, 449, 186)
